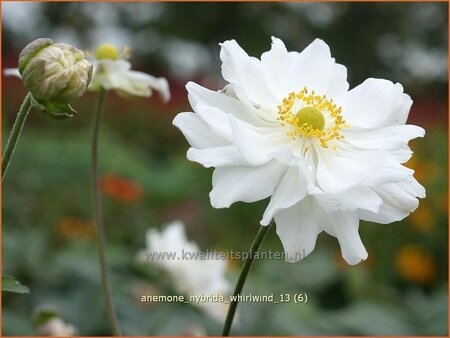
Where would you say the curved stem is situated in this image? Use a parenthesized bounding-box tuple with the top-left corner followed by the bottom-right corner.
(2, 93, 32, 180)
(222, 223, 272, 336)
(91, 88, 122, 336)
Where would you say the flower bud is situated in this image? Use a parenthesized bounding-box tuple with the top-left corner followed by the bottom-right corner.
(18, 38, 92, 104)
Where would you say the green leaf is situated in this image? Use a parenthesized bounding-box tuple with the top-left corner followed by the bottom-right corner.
(2, 275, 30, 294)
(33, 305, 59, 327)
(30, 95, 78, 119)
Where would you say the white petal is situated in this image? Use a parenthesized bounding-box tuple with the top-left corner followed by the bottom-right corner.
(316, 148, 369, 193)
(228, 114, 286, 166)
(387, 145, 414, 164)
(173, 112, 228, 149)
(338, 78, 412, 129)
(312, 186, 383, 214)
(209, 160, 285, 208)
(3, 68, 21, 78)
(193, 103, 233, 141)
(358, 178, 425, 224)
(258, 38, 349, 100)
(187, 146, 247, 168)
(343, 125, 424, 156)
(226, 82, 281, 122)
(399, 175, 426, 198)
(90, 59, 129, 90)
(282, 38, 349, 97)
(316, 147, 414, 193)
(261, 165, 309, 225)
(325, 63, 349, 98)
(274, 197, 321, 262)
(186, 81, 267, 126)
(336, 147, 414, 186)
(99, 59, 131, 71)
(316, 208, 368, 265)
(91, 59, 170, 100)
(220, 38, 349, 108)
(259, 37, 292, 98)
(362, 158, 414, 186)
(147, 220, 198, 254)
(128, 71, 171, 102)
(220, 39, 278, 107)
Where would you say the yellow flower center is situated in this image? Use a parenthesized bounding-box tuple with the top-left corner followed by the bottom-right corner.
(94, 43, 120, 60)
(295, 106, 325, 131)
(277, 87, 348, 148)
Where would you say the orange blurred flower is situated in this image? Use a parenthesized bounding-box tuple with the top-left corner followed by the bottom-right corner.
(56, 217, 95, 240)
(394, 245, 437, 284)
(101, 173, 143, 203)
(409, 203, 435, 233)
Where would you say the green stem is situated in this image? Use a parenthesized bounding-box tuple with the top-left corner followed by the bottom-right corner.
(222, 223, 272, 336)
(91, 88, 122, 336)
(2, 93, 32, 180)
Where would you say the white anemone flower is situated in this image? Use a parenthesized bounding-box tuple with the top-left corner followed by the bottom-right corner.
(88, 43, 170, 102)
(173, 37, 425, 265)
(137, 221, 231, 322)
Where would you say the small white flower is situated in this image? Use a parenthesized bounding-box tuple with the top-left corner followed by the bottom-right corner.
(138, 220, 230, 322)
(173, 37, 425, 265)
(38, 318, 77, 336)
(89, 43, 170, 102)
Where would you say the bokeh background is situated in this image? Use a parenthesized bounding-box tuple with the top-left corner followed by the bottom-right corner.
(2, 2, 448, 336)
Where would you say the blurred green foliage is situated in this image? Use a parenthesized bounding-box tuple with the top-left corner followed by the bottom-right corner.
(2, 2, 448, 336)
(3, 3, 448, 96)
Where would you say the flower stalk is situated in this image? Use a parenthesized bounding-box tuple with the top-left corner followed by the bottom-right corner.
(91, 88, 122, 336)
(222, 223, 272, 336)
(2, 93, 32, 180)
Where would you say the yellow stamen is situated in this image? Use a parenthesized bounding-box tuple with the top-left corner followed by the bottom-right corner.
(123, 45, 132, 60)
(277, 87, 348, 148)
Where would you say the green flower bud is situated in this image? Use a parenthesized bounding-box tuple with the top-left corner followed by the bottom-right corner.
(18, 38, 92, 104)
